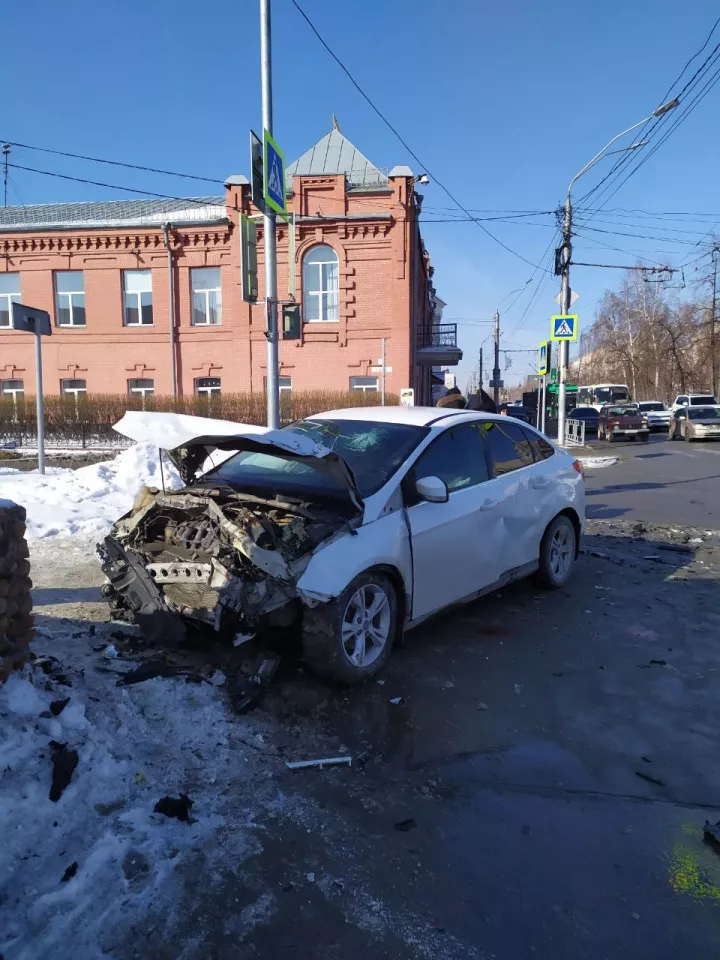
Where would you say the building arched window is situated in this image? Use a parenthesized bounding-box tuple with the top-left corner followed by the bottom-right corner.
(302, 244, 339, 322)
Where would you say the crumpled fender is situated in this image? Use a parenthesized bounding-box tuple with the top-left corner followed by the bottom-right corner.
(296, 511, 412, 609)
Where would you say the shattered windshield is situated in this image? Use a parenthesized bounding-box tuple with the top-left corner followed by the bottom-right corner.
(201, 419, 428, 500)
(288, 419, 429, 496)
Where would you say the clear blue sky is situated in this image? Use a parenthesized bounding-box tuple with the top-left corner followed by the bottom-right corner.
(4, 0, 720, 389)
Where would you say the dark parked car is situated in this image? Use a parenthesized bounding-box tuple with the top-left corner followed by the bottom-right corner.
(598, 405, 649, 442)
(568, 407, 599, 434)
(499, 403, 533, 424)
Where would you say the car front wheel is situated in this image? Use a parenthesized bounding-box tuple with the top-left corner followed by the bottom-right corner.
(301, 572, 397, 684)
(535, 515, 577, 589)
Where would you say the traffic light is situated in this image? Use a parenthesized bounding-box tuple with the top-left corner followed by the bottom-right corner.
(241, 215, 258, 303)
(282, 303, 301, 339)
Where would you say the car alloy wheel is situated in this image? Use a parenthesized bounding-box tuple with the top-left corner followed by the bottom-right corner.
(549, 525, 574, 581)
(342, 583, 391, 667)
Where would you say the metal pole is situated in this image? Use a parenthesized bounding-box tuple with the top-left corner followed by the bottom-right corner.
(34, 331, 45, 475)
(162, 223, 177, 398)
(261, 0, 280, 429)
(381, 337, 386, 405)
(712, 245, 719, 398)
(479, 345, 483, 389)
(536, 380, 541, 429)
(541, 376, 547, 434)
(493, 309, 501, 407)
(558, 196, 572, 445)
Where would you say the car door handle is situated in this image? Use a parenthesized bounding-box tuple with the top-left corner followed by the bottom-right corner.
(479, 498, 499, 511)
(531, 477, 550, 489)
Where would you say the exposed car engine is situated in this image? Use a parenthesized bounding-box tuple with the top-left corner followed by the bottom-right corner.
(98, 484, 345, 644)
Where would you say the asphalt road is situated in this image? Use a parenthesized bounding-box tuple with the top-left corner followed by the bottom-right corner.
(583, 431, 720, 528)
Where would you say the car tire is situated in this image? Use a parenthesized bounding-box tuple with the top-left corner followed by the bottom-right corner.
(301, 571, 397, 684)
(640, 434, 649, 442)
(535, 515, 577, 590)
(607, 432, 614, 443)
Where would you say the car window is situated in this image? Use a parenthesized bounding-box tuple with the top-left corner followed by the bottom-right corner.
(677, 396, 688, 405)
(411, 422, 489, 495)
(525, 430, 555, 461)
(480, 420, 535, 477)
(690, 395, 718, 405)
(676, 409, 686, 419)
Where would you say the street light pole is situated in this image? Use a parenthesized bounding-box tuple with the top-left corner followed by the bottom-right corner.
(260, 0, 280, 429)
(711, 245, 719, 399)
(556, 98, 679, 446)
(493, 309, 501, 407)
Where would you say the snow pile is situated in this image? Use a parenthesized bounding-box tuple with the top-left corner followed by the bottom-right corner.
(0, 442, 181, 539)
(0, 651, 271, 960)
(580, 456, 621, 469)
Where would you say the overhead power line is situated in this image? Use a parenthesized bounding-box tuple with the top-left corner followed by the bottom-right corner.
(288, 0, 550, 272)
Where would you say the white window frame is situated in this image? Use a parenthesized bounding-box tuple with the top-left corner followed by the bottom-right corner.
(55, 272, 86, 327)
(195, 377, 221, 398)
(123, 270, 154, 326)
(350, 376, 379, 393)
(0, 379, 24, 404)
(0, 274, 21, 328)
(61, 379, 87, 399)
(191, 268, 222, 326)
(128, 378, 155, 398)
(264, 375, 292, 396)
(302, 245, 339, 322)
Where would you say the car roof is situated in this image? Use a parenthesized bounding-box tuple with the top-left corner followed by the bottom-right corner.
(310, 406, 545, 432)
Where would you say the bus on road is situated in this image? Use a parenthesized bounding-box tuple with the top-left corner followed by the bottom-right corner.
(576, 383, 630, 411)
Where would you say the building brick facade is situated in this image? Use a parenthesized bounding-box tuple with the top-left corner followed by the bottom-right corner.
(0, 126, 460, 405)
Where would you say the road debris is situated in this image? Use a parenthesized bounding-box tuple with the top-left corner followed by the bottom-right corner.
(49, 697, 71, 716)
(154, 794, 194, 822)
(285, 756, 352, 770)
(61, 862, 78, 883)
(703, 820, 720, 851)
(49, 741, 79, 802)
(231, 655, 281, 714)
(389, 696, 405, 705)
(233, 632, 255, 647)
(104, 644, 119, 659)
(394, 818, 417, 832)
(477, 702, 489, 710)
(209, 669, 226, 686)
(635, 770, 665, 787)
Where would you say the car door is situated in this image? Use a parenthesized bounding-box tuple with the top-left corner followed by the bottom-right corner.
(479, 420, 550, 573)
(404, 422, 502, 619)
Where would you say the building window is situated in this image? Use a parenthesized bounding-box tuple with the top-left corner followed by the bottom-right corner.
(61, 379, 87, 398)
(191, 267, 222, 326)
(123, 270, 153, 326)
(0, 379, 24, 403)
(128, 378, 155, 400)
(264, 376, 292, 396)
(55, 271, 86, 327)
(0, 274, 21, 328)
(302, 244, 339, 322)
(195, 377, 221, 397)
(350, 376, 379, 393)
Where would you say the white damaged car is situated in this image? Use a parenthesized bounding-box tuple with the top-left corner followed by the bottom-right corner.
(98, 407, 585, 683)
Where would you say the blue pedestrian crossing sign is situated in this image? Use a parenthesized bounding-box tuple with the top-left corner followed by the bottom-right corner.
(538, 340, 550, 376)
(263, 130, 286, 215)
(550, 314, 578, 341)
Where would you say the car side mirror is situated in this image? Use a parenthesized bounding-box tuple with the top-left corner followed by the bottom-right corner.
(416, 475, 449, 503)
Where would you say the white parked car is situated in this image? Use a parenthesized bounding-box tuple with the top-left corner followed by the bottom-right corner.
(671, 393, 719, 412)
(636, 401, 671, 431)
(100, 408, 586, 684)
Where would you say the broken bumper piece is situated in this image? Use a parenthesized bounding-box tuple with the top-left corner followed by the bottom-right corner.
(98, 537, 187, 645)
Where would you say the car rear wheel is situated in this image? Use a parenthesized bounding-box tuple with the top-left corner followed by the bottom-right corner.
(301, 572, 397, 684)
(535, 515, 576, 589)
(640, 434, 649, 442)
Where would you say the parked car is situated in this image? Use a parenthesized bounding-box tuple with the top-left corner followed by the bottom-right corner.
(499, 402, 533, 424)
(568, 407, 599, 434)
(669, 405, 720, 441)
(636, 401, 671, 432)
(671, 393, 719, 412)
(598, 404, 650, 442)
(99, 408, 585, 684)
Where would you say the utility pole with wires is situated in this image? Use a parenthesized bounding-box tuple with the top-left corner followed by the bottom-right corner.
(493, 310, 501, 407)
(479, 345, 484, 389)
(2, 144, 10, 207)
(711, 245, 719, 398)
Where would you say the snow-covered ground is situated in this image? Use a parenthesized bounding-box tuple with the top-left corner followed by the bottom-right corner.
(0, 443, 181, 539)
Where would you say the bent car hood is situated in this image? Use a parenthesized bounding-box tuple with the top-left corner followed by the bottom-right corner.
(113, 411, 363, 511)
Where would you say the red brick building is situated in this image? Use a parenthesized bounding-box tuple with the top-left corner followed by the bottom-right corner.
(0, 124, 460, 405)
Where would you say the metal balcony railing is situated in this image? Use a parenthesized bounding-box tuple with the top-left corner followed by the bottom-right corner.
(417, 323, 458, 350)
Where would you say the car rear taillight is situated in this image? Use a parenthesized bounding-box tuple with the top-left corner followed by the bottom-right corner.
(573, 459, 585, 479)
